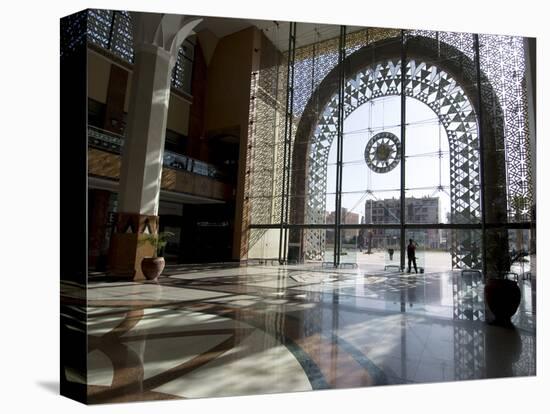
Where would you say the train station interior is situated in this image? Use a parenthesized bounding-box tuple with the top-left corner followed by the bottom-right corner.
(59, 8, 537, 405)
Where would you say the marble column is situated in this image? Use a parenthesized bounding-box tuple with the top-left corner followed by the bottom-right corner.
(109, 13, 202, 279)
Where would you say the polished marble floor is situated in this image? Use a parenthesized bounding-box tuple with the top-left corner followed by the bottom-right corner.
(61, 264, 536, 403)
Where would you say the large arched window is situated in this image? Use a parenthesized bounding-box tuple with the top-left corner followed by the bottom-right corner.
(245, 25, 534, 274)
(300, 57, 480, 268)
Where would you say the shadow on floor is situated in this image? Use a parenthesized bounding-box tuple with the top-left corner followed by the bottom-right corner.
(36, 381, 58, 395)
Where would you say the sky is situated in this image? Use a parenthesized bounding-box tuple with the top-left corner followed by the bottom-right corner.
(326, 95, 451, 223)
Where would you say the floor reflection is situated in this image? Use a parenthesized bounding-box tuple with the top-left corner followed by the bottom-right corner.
(63, 264, 536, 403)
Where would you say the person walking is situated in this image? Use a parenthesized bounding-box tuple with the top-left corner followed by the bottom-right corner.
(407, 239, 418, 274)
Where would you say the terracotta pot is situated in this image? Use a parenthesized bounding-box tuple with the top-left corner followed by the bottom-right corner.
(484, 278, 521, 326)
(141, 257, 165, 280)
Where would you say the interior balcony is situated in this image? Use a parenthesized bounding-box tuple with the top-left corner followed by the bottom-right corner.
(87, 125, 233, 202)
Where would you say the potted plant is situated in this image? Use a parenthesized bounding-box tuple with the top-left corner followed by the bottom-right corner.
(138, 232, 174, 280)
(484, 230, 528, 326)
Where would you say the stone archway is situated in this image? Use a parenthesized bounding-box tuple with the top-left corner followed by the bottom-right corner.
(289, 36, 507, 269)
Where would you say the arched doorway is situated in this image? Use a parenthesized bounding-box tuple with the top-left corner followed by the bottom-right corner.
(289, 35, 507, 269)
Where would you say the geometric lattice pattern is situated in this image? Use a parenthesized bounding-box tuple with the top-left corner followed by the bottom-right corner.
(87, 9, 114, 50)
(245, 54, 288, 252)
(109, 11, 134, 63)
(305, 59, 481, 268)
(411, 31, 533, 223)
(292, 37, 340, 116)
(242, 28, 533, 268)
(85, 9, 192, 94)
(452, 270, 485, 321)
(364, 132, 401, 173)
(451, 229, 483, 271)
(479, 35, 533, 222)
(291, 28, 402, 117)
(60, 11, 87, 57)
(86, 9, 134, 63)
(453, 325, 486, 381)
(172, 40, 195, 93)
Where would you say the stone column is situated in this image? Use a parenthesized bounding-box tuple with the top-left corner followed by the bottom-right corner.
(108, 13, 202, 279)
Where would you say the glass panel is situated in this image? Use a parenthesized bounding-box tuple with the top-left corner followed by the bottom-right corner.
(406, 229, 454, 273)
(483, 226, 535, 329)
(341, 32, 403, 230)
(246, 26, 535, 277)
(508, 228, 532, 274)
(339, 227, 402, 272)
(289, 23, 342, 225)
(404, 30, 481, 226)
(452, 271, 485, 322)
(339, 227, 358, 266)
(485, 227, 533, 278)
(247, 228, 282, 261)
(342, 96, 402, 226)
(321, 229, 336, 265)
(289, 142, 336, 225)
(247, 24, 287, 227)
(338, 31, 405, 269)
(479, 35, 534, 224)
(451, 228, 482, 270)
(506, 228, 536, 329)
(286, 228, 335, 265)
(405, 96, 451, 225)
(248, 196, 282, 225)
(404, 230, 425, 273)
(431, 32, 479, 226)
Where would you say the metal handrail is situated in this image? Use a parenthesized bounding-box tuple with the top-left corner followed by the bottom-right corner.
(87, 125, 225, 180)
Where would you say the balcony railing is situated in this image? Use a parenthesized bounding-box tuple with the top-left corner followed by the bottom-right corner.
(88, 125, 225, 180)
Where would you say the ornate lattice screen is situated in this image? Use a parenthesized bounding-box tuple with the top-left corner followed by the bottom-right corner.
(243, 26, 533, 266)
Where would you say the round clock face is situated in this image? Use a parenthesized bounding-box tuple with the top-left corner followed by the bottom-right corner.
(364, 132, 401, 173)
